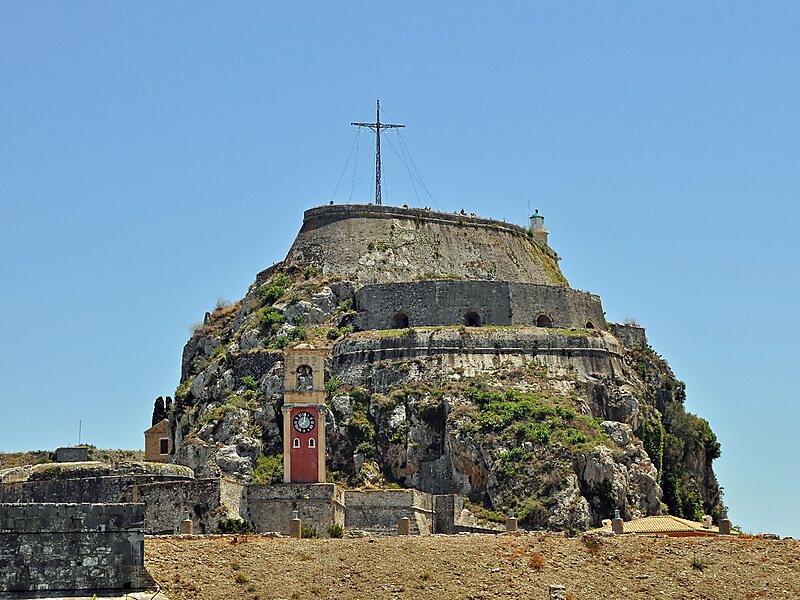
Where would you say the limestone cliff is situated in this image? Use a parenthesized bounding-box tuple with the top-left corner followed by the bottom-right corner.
(167, 204, 723, 530)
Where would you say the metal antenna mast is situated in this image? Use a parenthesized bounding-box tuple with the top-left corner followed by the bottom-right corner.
(352, 99, 404, 205)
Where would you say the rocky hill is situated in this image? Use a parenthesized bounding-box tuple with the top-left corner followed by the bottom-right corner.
(167, 203, 723, 530)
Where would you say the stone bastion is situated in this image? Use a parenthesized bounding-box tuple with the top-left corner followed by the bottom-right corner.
(281, 203, 568, 286)
(354, 280, 606, 331)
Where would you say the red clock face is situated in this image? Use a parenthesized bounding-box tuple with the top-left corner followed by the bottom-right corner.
(293, 411, 315, 433)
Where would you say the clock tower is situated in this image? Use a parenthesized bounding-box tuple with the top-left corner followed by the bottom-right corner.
(282, 344, 328, 483)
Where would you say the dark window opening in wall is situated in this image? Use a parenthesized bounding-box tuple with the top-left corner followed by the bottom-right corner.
(585, 321, 595, 329)
(391, 312, 409, 329)
(464, 311, 482, 327)
(309, 438, 316, 448)
(296, 365, 313, 391)
(293, 438, 301, 448)
(159, 438, 169, 455)
(536, 314, 554, 328)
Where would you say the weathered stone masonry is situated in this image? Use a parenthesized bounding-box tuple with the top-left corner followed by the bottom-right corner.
(0, 503, 145, 593)
(355, 280, 606, 331)
(281, 203, 566, 286)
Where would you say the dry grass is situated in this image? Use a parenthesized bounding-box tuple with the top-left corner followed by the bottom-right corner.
(146, 533, 800, 600)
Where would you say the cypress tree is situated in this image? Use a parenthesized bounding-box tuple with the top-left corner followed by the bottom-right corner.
(152, 396, 166, 426)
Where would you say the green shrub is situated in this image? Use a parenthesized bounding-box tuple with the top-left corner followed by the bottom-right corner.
(257, 307, 285, 332)
(252, 454, 283, 485)
(268, 335, 290, 349)
(326, 523, 344, 538)
(324, 377, 343, 396)
(242, 375, 258, 390)
(214, 519, 257, 534)
(348, 411, 375, 442)
(301, 525, 318, 538)
(259, 274, 292, 305)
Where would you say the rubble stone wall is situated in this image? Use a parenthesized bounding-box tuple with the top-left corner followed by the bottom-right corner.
(282, 203, 566, 286)
(127, 478, 244, 534)
(344, 489, 435, 534)
(355, 281, 605, 331)
(246, 483, 345, 536)
(0, 473, 192, 504)
(0, 503, 145, 593)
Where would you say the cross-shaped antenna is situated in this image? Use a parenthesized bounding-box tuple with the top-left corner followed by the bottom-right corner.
(352, 99, 404, 205)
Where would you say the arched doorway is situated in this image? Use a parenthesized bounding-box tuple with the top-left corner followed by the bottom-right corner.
(536, 314, 553, 328)
(464, 311, 482, 327)
(391, 312, 409, 329)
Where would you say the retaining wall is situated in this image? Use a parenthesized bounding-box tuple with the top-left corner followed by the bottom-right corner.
(0, 503, 145, 593)
(344, 489, 435, 535)
(127, 478, 244, 534)
(246, 483, 345, 536)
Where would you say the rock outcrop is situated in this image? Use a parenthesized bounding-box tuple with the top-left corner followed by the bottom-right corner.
(165, 204, 724, 530)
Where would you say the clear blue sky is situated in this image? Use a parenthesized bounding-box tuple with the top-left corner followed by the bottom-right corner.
(1, 3, 798, 537)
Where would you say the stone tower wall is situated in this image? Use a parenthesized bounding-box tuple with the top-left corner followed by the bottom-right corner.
(283, 204, 568, 286)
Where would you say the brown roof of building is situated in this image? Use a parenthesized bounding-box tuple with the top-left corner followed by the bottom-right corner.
(144, 418, 169, 434)
(597, 515, 730, 535)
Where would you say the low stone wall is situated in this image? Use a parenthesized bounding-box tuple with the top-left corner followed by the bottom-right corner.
(0, 503, 145, 593)
(127, 478, 244, 534)
(355, 280, 605, 331)
(55, 446, 89, 462)
(344, 489, 435, 535)
(246, 483, 345, 536)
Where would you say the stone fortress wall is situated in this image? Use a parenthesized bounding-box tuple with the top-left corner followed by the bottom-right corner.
(355, 280, 606, 331)
(281, 203, 567, 286)
(0, 503, 146, 593)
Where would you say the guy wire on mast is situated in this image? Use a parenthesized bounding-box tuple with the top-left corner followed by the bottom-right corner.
(351, 99, 404, 205)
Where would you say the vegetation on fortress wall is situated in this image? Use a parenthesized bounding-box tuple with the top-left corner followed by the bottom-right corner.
(629, 344, 722, 520)
(170, 264, 723, 528)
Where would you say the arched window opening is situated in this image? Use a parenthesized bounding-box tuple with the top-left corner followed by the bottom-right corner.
(293, 438, 301, 449)
(536, 314, 554, 328)
(585, 321, 595, 329)
(308, 438, 316, 448)
(296, 364, 313, 391)
(391, 312, 409, 329)
(464, 311, 482, 327)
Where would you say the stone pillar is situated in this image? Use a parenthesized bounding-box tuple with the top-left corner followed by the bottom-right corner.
(505, 517, 518, 532)
(719, 518, 732, 535)
(290, 518, 302, 539)
(398, 517, 411, 535)
(549, 584, 567, 600)
(612, 510, 624, 535)
(179, 517, 193, 535)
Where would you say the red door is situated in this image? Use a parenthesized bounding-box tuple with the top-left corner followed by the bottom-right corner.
(289, 407, 319, 483)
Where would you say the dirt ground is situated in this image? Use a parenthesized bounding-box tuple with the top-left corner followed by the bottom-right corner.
(145, 532, 800, 600)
